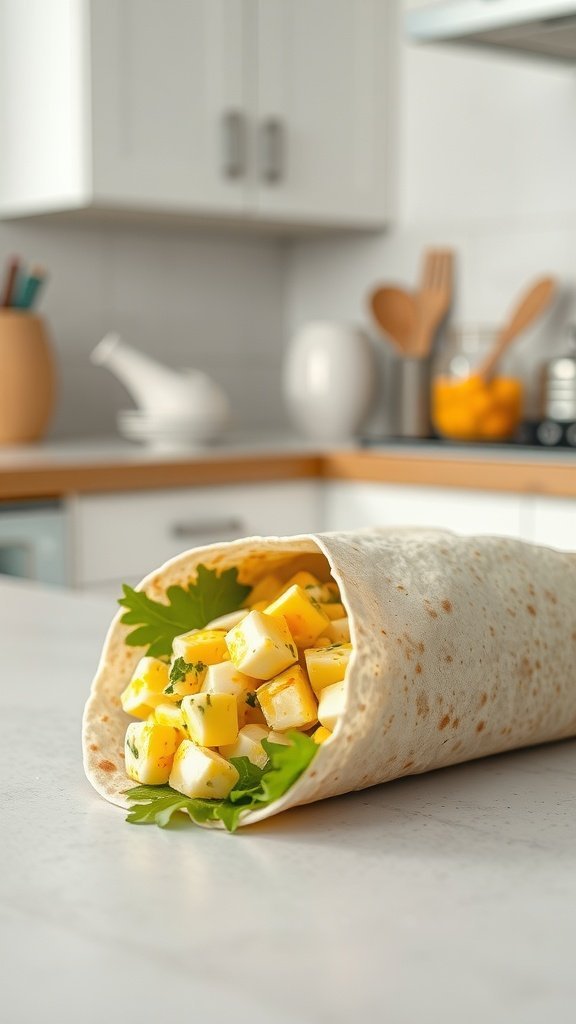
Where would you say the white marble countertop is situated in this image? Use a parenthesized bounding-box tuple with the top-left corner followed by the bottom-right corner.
(2, 579, 576, 1023)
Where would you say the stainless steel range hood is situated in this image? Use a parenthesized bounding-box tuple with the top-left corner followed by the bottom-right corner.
(405, 1, 576, 63)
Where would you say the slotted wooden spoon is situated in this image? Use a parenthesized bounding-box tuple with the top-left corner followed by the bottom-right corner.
(477, 276, 557, 381)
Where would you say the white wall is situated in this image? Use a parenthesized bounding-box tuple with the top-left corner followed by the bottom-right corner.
(0, 220, 288, 438)
(286, 32, 576, 429)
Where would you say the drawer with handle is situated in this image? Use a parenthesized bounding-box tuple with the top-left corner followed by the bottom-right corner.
(70, 482, 322, 589)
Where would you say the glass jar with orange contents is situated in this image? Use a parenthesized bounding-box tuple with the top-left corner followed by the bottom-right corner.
(431, 327, 523, 442)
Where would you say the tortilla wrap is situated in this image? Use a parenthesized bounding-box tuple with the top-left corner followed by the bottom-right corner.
(83, 528, 576, 828)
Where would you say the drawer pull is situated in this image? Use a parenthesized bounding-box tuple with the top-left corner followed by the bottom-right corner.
(170, 518, 244, 540)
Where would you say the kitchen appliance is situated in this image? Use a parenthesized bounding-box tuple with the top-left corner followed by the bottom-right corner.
(537, 329, 576, 446)
(0, 500, 68, 585)
(405, 1, 576, 63)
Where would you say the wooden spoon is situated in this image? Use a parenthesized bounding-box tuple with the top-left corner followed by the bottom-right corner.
(369, 286, 418, 355)
(477, 276, 557, 381)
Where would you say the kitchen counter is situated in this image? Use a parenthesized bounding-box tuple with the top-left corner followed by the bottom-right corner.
(1, 435, 576, 500)
(2, 578, 576, 1023)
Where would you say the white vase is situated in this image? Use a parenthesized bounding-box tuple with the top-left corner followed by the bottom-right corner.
(283, 321, 376, 441)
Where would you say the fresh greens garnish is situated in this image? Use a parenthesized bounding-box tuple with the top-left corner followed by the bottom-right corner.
(118, 565, 251, 658)
(245, 691, 259, 709)
(164, 657, 206, 694)
(124, 731, 318, 833)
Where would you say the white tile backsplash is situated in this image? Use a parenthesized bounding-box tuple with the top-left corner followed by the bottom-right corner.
(0, 220, 287, 437)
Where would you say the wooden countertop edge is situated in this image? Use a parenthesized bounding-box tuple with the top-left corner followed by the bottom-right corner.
(0, 448, 575, 501)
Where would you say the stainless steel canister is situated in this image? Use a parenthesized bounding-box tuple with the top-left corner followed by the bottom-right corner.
(540, 330, 576, 423)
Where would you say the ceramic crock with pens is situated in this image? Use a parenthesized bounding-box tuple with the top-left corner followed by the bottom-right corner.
(431, 326, 523, 442)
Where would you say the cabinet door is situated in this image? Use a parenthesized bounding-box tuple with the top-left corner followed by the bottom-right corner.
(255, 0, 390, 227)
(324, 482, 524, 538)
(90, 0, 248, 213)
(70, 482, 322, 590)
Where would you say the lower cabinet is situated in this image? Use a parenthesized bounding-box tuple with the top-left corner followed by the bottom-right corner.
(70, 481, 322, 592)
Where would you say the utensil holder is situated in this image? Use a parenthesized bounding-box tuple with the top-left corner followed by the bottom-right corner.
(0, 311, 56, 443)
(396, 357, 431, 438)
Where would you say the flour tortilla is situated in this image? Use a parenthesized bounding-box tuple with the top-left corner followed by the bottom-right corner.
(83, 528, 576, 828)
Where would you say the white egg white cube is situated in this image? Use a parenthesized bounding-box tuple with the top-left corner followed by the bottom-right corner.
(124, 720, 179, 785)
(326, 617, 351, 644)
(169, 740, 239, 799)
(317, 679, 346, 732)
(226, 609, 297, 680)
(204, 608, 249, 631)
(201, 659, 256, 700)
(220, 724, 270, 769)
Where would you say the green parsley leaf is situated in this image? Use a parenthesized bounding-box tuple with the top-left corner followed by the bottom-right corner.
(165, 657, 206, 694)
(118, 565, 251, 658)
(245, 691, 259, 709)
(124, 731, 318, 833)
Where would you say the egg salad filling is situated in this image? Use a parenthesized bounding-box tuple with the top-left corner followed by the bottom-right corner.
(119, 565, 351, 831)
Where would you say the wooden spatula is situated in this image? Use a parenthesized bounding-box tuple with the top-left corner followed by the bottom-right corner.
(369, 286, 418, 355)
(477, 276, 557, 382)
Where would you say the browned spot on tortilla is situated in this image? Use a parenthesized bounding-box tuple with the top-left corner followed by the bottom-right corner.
(403, 761, 414, 770)
(100, 715, 109, 723)
(544, 589, 558, 605)
(476, 721, 485, 733)
(527, 604, 536, 617)
(506, 608, 517, 618)
(397, 584, 406, 592)
(527, 583, 536, 597)
(488, 625, 496, 637)
(416, 691, 429, 717)
(520, 656, 533, 679)
(346, 735, 352, 743)
(415, 662, 422, 675)
(441, 599, 452, 613)
(381, 629, 387, 635)
(445, 654, 453, 664)
(535, 659, 542, 670)
(358, 703, 366, 712)
(451, 718, 460, 729)
(479, 692, 488, 708)
(452, 741, 463, 752)
(98, 760, 116, 773)
(110, 696, 121, 708)
(438, 714, 450, 730)
(89, 744, 98, 751)
(310, 771, 317, 778)
(555, 684, 562, 694)
(417, 641, 425, 654)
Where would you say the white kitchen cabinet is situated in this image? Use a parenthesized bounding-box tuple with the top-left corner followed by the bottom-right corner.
(323, 482, 530, 539)
(0, 0, 390, 230)
(70, 481, 322, 591)
(256, 0, 390, 226)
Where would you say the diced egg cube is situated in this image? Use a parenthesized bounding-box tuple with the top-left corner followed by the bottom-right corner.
(169, 741, 239, 799)
(326, 617, 351, 644)
(312, 726, 333, 745)
(181, 692, 238, 747)
(267, 730, 293, 746)
(265, 585, 329, 648)
(121, 657, 170, 719)
(257, 665, 318, 731)
(319, 602, 346, 621)
(304, 643, 352, 696)
(317, 679, 346, 732)
(245, 573, 283, 607)
(284, 570, 322, 591)
(226, 609, 297, 680)
(237, 690, 268, 727)
(220, 724, 270, 769)
(165, 658, 207, 699)
(172, 628, 228, 665)
(204, 609, 248, 631)
(124, 720, 179, 784)
(201, 659, 256, 700)
(152, 701, 186, 732)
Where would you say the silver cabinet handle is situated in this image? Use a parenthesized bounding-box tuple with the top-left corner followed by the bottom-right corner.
(221, 110, 245, 179)
(261, 118, 285, 183)
(170, 518, 245, 540)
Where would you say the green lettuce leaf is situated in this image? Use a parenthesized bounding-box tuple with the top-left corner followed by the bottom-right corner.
(118, 564, 251, 658)
(124, 731, 318, 833)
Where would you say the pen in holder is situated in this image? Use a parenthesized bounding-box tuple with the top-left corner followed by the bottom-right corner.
(0, 311, 56, 443)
